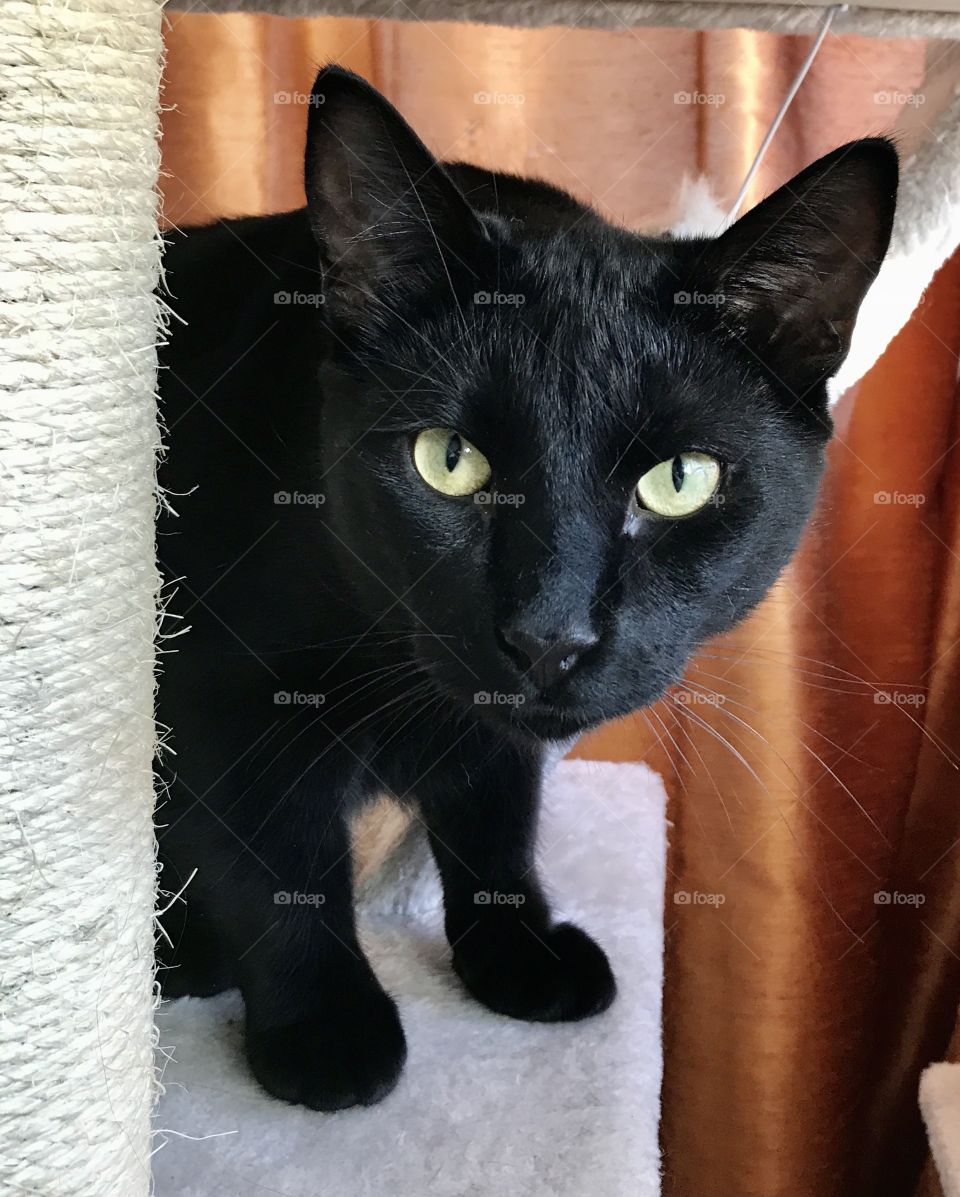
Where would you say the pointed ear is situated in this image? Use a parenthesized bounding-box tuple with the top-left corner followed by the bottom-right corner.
(705, 139, 898, 396)
(304, 66, 486, 318)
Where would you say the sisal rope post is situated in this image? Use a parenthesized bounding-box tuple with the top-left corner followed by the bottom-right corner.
(0, 1, 163, 1193)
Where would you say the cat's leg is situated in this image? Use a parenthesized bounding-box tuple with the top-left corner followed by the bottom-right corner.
(414, 732, 616, 1021)
(191, 799, 406, 1111)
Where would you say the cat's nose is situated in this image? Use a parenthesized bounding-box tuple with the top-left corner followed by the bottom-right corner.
(498, 621, 599, 691)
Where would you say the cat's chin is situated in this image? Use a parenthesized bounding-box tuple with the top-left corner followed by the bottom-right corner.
(420, 669, 594, 740)
(466, 689, 606, 741)
(502, 704, 605, 742)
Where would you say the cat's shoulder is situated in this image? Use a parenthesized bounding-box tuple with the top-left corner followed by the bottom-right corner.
(160, 209, 314, 320)
(162, 208, 312, 269)
(159, 208, 318, 373)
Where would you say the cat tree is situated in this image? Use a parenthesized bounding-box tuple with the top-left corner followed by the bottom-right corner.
(2, 3, 163, 1194)
(2, 1, 959, 1194)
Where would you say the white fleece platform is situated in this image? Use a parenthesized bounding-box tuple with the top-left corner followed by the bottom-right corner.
(153, 760, 666, 1197)
(921, 1062, 960, 1197)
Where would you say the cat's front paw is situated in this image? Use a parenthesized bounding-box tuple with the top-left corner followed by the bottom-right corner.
(453, 920, 616, 1022)
(245, 988, 407, 1111)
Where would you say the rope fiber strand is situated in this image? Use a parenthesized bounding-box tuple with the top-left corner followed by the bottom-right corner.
(0, 1, 163, 1193)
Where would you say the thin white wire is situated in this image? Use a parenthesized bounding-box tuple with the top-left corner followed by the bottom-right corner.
(726, 4, 845, 222)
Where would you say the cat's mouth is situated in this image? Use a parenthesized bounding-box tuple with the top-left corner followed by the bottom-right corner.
(500, 702, 605, 741)
(478, 699, 605, 742)
(426, 670, 607, 741)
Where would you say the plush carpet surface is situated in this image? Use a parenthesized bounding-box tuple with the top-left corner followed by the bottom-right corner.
(153, 759, 666, 1197)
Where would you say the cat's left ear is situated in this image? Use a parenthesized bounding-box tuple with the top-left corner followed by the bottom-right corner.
(704, 139, 898, 395)
(304, 65, 487, 318)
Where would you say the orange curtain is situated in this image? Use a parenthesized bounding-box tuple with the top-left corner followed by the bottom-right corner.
(160, 14, 960, 1196)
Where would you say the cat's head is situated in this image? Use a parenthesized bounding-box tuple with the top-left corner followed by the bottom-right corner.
(305, 66, 897, 740)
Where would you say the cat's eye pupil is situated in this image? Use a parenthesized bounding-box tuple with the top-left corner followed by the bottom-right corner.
(635, 451, 720, 518)
(413, 428, 491, 496)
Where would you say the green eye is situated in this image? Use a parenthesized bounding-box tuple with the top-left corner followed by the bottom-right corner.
(636, 452, 721, 517)
(413, 427, 492, 496)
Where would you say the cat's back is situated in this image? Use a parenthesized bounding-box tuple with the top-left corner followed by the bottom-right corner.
(157, 210, 327, 623)
(160, 208, 318, 393)
(158, 210, 322, 497)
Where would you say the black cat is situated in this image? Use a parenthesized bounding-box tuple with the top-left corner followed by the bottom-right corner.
(156, 65, 897, 1110)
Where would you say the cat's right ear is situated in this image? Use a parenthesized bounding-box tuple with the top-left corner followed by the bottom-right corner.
(699, 139, 898, 400)
(304, 65, 486, 319)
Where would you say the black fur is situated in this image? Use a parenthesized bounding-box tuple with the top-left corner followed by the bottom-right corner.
(156, 66, 897, 1110)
